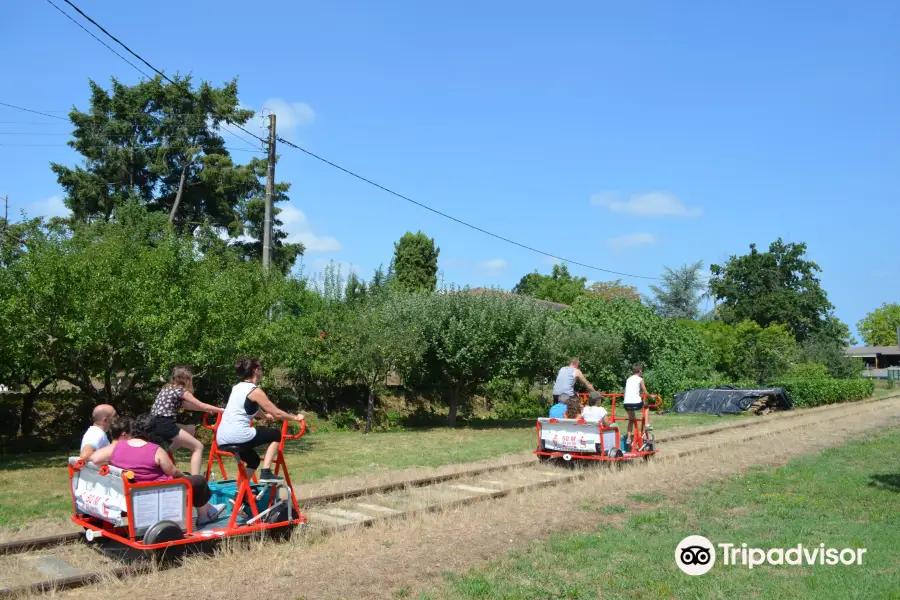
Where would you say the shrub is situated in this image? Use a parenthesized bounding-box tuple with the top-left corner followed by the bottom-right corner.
(329, 408, 362, 431)
(555, 297, 716, 405)
(785, 363, 830, 379)
(773, 377, 875, 408)
(484, 379, 548, 419)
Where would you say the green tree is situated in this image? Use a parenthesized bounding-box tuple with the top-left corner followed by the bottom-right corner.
(338, 293, 426, 432)
(650, 261, 706, 320)
(50, 75, 303, 273)
(513, 264, 586, 305)
(0, 217, 62, 434)
(856, 303, 900, 347)
(709, 239, 834, 342)
(392, 231, 439, 292)
(344, 271, 368, 305)
(414, 288, 559, 426)
(555, 296, 716, 403)
(731, 320, 798, 384)
(797, 332, 863, 379)
(585, 279, 641, 303)
(684, 319, 741, 379)
(2, 205, 283, 420)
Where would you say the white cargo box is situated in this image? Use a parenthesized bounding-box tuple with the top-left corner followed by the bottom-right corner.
(537, 419, 618, 453)
(69, 457, 128, 527)
(69, 458, 189, 535)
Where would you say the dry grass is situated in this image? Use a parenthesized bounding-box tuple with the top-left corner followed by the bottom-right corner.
(39, 397, 900, 600)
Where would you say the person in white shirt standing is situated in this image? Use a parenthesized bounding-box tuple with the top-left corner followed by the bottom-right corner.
(580, 393, 611, 427)
(623, 363, 652, 451)
(79, 404, 116, 461)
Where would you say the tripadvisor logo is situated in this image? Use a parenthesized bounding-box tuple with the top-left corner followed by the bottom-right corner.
(675, 536, 867, 575)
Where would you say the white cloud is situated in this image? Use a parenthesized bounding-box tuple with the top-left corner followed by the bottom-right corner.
(476, 258, 509, 275)
(213, 98, 315, 147)
(260, 98, 316, 141)
(591, 191, 702, 218)
(605, 233, 661, 251)
(23, 196, 70, 219)
(278, 203, 341, 252)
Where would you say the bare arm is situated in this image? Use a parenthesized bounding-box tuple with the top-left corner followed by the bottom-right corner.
(79, 444, 97, 461)
(181, 390, 224, 414)
(640, 378, 649, 397)
(155, 447, 185, 478)
(248, 387, 304, 423)
(87, 442, 117, 465)
(574, 369, 597, 393)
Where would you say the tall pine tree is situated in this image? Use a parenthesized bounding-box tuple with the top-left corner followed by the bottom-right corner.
(50, 75, 303, 273)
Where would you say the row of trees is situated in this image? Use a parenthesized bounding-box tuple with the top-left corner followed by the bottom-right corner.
(0, 202, 867, 437)
(1, 75, 888, 444)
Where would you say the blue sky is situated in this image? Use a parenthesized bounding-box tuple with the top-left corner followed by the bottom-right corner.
(2, 0, 897, 340)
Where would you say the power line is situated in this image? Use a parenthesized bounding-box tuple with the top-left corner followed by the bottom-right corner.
(276, 136, 661, 280)
(52, 0, 662, 281)
(0, 102, 68, 121)
(57, 0, 274, 150)
(0, 108, 265, 149)
(44, 0, 153, 79)
(0, 143, 263, 153)
(0, 121, 64, 125)
(55, 0, 271, 153)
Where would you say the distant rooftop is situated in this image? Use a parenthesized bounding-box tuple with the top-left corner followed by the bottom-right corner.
(846, 346, 900, 357)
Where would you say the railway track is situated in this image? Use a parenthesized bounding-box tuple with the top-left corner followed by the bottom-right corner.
(1, 395, 897, 598)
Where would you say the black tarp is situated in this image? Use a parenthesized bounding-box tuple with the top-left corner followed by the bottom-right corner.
(671, 386, 793, 415)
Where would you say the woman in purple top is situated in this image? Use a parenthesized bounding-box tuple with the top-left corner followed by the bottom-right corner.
(90, 414, 224, 525)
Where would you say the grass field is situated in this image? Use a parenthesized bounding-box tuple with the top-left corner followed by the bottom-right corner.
(0, 412, 741, 532)
(426, 427, 900, 599)
(873, 380, 897, 399)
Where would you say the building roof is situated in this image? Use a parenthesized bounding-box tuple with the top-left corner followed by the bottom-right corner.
(846, 346, 900, 357)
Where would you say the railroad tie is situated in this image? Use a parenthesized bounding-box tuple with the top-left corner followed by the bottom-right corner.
(21, 555, 86, 579)
(452, 484, 501, 494)
(356, 503, 402, 515)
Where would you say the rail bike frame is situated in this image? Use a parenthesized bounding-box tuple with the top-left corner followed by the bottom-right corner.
(534, 393, 662, 462)
(203, 412, 259, 483)
(68, 418, 307, 552)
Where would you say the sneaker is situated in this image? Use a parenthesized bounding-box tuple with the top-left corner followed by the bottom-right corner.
(258, 469, 284, 484)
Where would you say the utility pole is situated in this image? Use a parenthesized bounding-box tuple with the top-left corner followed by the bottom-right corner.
(262, 114, 276, 272)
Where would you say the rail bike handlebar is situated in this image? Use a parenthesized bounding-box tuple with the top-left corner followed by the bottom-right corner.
(281, 418, 307, 440)
(643, 394, 663, 409)
(576, 392, 662, 421)
(201, 411, 219, 432)
(204, 410, 308, 436)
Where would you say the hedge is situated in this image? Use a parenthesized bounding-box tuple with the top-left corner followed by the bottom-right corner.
(771, 377, 875, 409)
(670, 377, 875, 410)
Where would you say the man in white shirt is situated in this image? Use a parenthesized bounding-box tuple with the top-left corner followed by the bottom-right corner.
(79, 404, 116, 461)
(580, 393, 611, 427)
